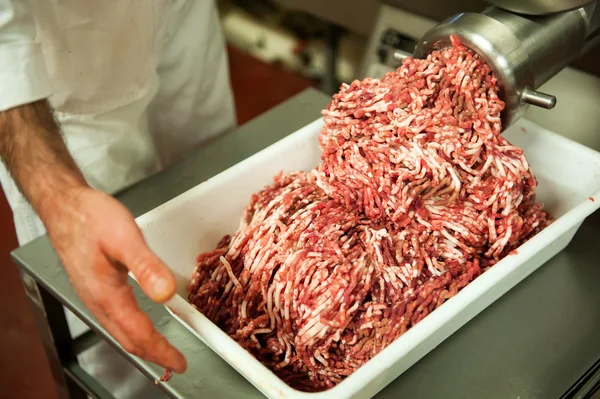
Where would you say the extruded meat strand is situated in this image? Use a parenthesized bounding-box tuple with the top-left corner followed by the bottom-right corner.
(188, 37, 552, 391)
(316, 37, 547, 263)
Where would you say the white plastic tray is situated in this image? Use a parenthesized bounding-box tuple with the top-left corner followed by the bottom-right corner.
(135, 118, 600, 399)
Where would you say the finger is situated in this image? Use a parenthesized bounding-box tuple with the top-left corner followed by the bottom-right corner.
(104, 223, 177, 303)
(103, 284, 187, 373)
(92, 305, 138, 355)
(79, 290, 165, 369)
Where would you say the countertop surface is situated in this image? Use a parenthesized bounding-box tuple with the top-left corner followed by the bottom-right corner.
(13, 88, 600, 398)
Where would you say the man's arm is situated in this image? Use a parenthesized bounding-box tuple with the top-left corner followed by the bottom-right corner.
(0, 0, 186, 373)
(0, 100, 87, 220)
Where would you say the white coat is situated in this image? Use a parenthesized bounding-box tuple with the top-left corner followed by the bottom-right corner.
(0, 0, 236, 397)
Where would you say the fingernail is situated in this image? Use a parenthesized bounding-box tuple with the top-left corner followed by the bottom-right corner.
(151, 277, 174, 302)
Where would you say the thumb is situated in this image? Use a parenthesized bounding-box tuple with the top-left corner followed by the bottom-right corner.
(108, 229, 177, 303)
(127, 247, 177, 303)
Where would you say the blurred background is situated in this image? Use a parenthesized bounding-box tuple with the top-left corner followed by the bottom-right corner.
(2, 0, 600, 397)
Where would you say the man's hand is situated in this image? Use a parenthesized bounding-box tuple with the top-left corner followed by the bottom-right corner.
(0, 100, 186, 373)
(46, 187, 187, 373)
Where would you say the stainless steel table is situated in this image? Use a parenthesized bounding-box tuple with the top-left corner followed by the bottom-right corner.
(13, 88, 600, 399)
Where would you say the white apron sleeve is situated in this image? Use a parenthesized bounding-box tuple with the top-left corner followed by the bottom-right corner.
(147, 0, 236, 167)
(0, 0, 52, 112)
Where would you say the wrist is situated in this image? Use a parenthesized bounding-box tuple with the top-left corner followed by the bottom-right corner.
(35, 176, 90, 230)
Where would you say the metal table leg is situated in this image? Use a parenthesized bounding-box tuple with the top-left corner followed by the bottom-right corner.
(20, 271, 114, 399)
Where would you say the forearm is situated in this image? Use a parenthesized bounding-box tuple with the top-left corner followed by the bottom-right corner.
(0, 100, 88, 224)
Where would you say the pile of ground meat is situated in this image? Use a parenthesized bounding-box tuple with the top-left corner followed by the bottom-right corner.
(187, 37, 552, 391)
